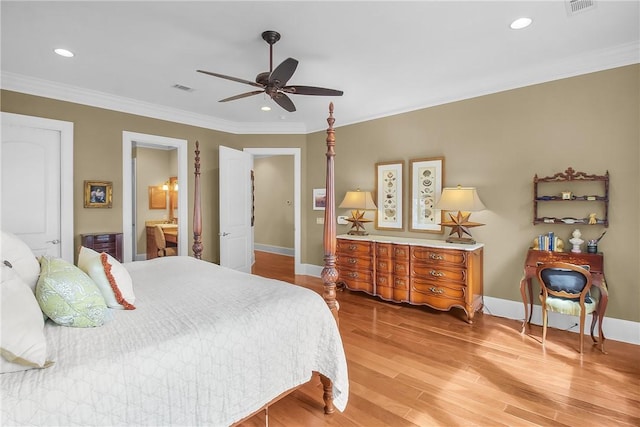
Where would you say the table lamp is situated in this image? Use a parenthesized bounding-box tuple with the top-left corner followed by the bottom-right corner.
(339, 189, 377, 235)
(435, 185, 485, 244)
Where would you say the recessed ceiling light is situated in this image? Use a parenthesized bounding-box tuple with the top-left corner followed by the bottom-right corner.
(261, 105, 271, 112)
(54, 48, 74, 58)
(510, 17, 533, 30)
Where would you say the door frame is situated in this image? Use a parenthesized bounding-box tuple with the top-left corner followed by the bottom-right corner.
(244, 147, 301, 275)
(122, 131, 188, 262)
(1, 112, 74, 261)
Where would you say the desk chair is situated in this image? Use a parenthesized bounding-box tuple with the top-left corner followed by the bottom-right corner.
(536, 262, 604, 354)
(154, 225, 177, 257)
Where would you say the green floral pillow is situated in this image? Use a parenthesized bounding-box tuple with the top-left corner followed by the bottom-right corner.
(36, 257, 107, 327)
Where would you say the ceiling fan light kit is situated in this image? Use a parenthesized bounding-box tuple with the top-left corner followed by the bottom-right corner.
(197, 30, 343, 112)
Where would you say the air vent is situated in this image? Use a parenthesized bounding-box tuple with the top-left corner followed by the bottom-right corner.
(172, 84, 194, 92)
(565, 0, 597, 16)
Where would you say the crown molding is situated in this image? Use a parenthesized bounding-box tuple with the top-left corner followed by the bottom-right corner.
(324, 41, 640, 132)
(3, 40, 638, 135)
(0, 72, 307, 135)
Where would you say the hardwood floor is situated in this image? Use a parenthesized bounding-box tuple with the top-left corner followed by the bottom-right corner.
(245, 251, 640, 426)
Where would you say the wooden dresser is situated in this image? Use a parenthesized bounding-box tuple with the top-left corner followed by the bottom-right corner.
(337, 234, 484, 323)
(81, 232, 123, 262)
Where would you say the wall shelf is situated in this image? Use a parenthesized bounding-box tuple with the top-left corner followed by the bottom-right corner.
(533, 167, 609, 227)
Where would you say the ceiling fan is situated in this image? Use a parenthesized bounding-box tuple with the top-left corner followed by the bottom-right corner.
(197, 30, 343, 112)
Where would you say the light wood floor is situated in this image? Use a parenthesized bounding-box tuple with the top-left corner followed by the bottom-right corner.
(245, 251, 640, 426)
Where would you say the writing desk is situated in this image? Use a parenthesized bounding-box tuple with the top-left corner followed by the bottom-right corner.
(520, 249, 608, 349)
(163, 228, 178, 245)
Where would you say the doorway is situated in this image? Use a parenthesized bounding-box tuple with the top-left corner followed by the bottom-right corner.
(122, 132, 188, 262)
(244, 147, 301, 275)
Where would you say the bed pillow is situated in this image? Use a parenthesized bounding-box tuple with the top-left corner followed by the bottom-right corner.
(77, 246, 136, 310)
(1, 230, 41, 292)
(1, 265, 52, 373)
(36, 256, 107, 327)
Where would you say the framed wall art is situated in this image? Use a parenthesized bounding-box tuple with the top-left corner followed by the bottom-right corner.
(148, 186, 167, 209)
(84, 180, 113, 208)
(313, 188, 326, 210)
(375, 160, 404, 230)
(409, 157, 444, 233)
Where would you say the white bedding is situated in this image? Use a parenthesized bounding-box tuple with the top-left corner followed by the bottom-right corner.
(1, 256, 349, 426)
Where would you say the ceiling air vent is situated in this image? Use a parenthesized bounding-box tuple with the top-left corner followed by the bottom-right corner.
(172, 84, 194, 92)
(565, 0, 597, 16)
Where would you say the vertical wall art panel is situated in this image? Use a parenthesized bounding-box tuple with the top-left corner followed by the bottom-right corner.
(409, 157, 444, 233)
(375, 161, 404, 230)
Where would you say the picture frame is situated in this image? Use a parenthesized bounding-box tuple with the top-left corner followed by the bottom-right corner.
(84, 180, 113, 208)
(375, 160, 404, 230)
(313, 188, 326, 210)
(409, 157, 445, 233)
(148, 186, 167, 209)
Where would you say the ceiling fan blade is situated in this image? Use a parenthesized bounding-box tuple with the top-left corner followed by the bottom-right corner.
(269, 58, 298, 87)
(197, 70, 264, 89)
(282, 85, 344, 96)
(272, 92, 296, 112)
(219, 90, 264, 103)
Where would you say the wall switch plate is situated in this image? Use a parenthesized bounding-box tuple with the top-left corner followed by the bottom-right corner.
(316, 217, 324, 225)
(337, 215, 349, 225)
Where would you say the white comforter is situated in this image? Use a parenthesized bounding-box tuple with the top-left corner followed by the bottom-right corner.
(1, 256, 349, 426)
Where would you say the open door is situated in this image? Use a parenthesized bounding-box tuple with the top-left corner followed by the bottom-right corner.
(219, 146, 253, 272)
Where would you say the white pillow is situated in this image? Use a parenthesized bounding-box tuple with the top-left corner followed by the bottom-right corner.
(1, 230, 40, 292)
(77, 246, 136, 310)
(1, 265, 52, 373)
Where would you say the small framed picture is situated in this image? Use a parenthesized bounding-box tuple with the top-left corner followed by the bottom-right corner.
(84, 180, 113, 208)
(313, 188, 326, 210)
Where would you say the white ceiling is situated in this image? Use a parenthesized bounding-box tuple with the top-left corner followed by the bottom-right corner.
(1, 1, 638, 134)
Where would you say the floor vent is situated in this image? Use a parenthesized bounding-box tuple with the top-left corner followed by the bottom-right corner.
(565, 0, 597, 16)
(172, 84, 194, 92)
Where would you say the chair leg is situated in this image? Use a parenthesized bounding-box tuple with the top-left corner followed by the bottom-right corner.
(579, 311, 586, 354)
(542, 308, 548, 347)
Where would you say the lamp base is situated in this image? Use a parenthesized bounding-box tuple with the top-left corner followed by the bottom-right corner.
(347, 230, 369, 236)
(446, 236, 477, 244)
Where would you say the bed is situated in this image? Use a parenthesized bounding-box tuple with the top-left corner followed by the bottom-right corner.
(1, 104, 347, 426)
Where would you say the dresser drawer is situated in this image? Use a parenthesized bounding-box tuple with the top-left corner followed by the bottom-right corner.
(337, 240, 372, 256)
(411, 247, 467, 267)
(410, 278, 466, 307)
(339, 267, 373, 293)
(410, 263, 467, 284)
(338, 255, 373, 271)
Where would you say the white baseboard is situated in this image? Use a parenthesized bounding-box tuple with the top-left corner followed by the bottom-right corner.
(255, 244, 294, 257)
(302, 264, 639, 346)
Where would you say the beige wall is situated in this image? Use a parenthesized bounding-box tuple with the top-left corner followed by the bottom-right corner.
(306, 64, 639, 322)
(1, 64, 638, 321)
(253, 156, 295, 250)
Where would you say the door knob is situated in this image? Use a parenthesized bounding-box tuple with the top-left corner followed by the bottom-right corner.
(46, 239, 60, 244)
(219, 232, 230, 237)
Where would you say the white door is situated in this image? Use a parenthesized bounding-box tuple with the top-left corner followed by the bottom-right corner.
(219, 145, 252, 272)
(1, 113, 74, 261)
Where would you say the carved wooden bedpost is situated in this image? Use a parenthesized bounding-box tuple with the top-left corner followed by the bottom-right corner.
(322, 102, 339, 324)
(320, 103, 338, 415)
(192, 141, 203, 259)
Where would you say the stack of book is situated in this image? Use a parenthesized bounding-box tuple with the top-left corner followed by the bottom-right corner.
(537, 232, 560, 251)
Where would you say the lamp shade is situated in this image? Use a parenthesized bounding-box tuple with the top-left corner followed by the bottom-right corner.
(435, 186, 485, 212)
(339, 190, 377, 210)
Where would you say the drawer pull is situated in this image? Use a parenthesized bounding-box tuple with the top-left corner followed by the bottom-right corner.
(429, 253, 444, 260)
(429, 286, 444, 294)
(347, 272, 359, 278)
(430, 270, 444, 277)
(348, 258, 358, 264)
(348, 244, 358, 251)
